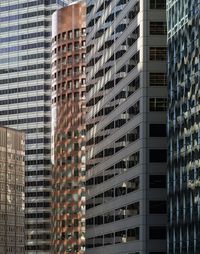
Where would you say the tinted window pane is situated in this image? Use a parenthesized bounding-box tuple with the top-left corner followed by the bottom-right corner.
(149, 124, 166, 137)
(149, 201, 167, 214)
(149, 149, 167, 162)
(149, 175, 166, 188)
(149, 226, 166, 239)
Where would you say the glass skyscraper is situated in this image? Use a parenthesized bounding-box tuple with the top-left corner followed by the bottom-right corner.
(0, 1, 66, 253)
(168, 0, 200, 253)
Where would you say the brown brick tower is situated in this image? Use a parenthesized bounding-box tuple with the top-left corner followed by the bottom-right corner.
(51, 1, 86, 253)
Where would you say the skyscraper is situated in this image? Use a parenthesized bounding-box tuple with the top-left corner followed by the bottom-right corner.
(168, 0, 200, 253)
(85, 0, 167, 253)
(0, 127, 25, 254)
(0, 1, 66, 252)
(51, 1, 86, 253)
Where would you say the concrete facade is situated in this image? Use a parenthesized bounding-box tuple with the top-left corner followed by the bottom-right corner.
(85, 0, 167, 253)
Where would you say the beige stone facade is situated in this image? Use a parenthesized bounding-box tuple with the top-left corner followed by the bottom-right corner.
(0, 127, 25, 254)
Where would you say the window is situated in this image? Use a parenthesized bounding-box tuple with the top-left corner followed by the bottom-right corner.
(82, 66, 86, 74)
(149, 149, 167, 163)
(82, 53, 86, 60)
(67, 81, 72, 89)
(94, 236, 103, 247)
(81, 91, 85, 98)
(74, 219, 79, 227)
(127, 228, 139, 241)
(149, 98, 167, 111)
(86, 238, 93, 248)
(74, 67, 79, 75)
(81, 79, 86, 85)
(74, 29, 79, 38)
(149, 175, 166, 188)
(149, 73, 167, 86)
(82, 28, 86, 35)
(95, 215, 103, 225)
(115, 230, 126, 244)
(127, 202, 140, 216)
(74, 245, 78, 251)
(128, 1, 140, 20)
(150, 47, 166, 60)
(149, 201, 167, 214)
(74, 92, 79, 101)
(150, 22, 167, 35)
(104, 233, 114, 246)
(62, 57, 66, 64)
(67, 68, 72, 76)
(75, 54, 79, 63)
(74, 143, 79, 151)
(74, 80, 79, 88)
(149, 226, 166, 239)
(150, 0, 166, 9)
(68, 55, 72, 64)
(62, 32, 66, 39)
(68, 30, 72, 39)
(68, 43, 72, 51)
(149, 124, 166, 137)
(62, 45, 66, 52)
(74, 42, 79, 51)
(82, 40, 86, 47)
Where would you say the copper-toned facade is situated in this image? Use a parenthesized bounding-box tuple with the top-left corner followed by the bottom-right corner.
(0, 127, 25, 254)
(51, 2, 86, 253)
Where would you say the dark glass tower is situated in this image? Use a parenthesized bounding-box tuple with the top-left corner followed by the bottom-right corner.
(0, 1, 66, 253)
(168, 0, 200, 253)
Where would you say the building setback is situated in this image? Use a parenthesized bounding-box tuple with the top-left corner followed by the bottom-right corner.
(167, 0, 200, 253)
(0, 127, 25, 254)
(85, 0, 167, 253)
(51, 1, 86, 253)
(0, 0, 67, 252)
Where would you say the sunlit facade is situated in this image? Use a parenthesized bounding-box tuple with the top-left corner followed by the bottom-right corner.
(85, 0, 167, 253)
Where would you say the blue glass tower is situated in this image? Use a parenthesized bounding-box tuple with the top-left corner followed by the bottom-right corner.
(168, 0, 200, 253)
